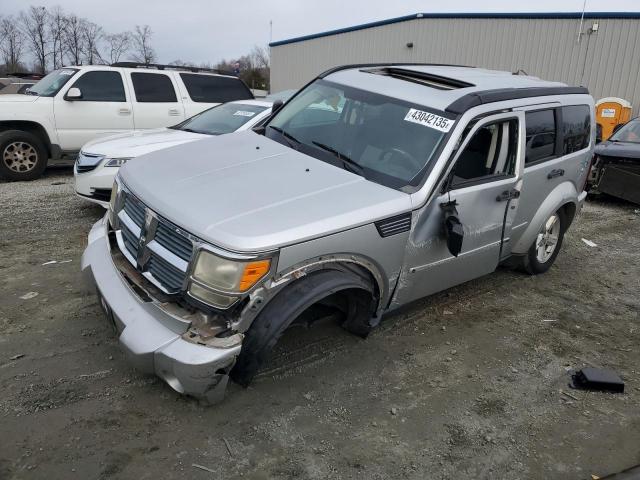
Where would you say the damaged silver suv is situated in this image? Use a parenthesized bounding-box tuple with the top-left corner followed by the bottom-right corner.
(81, 64, 594, 403)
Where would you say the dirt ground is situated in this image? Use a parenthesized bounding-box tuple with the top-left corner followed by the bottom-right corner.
(1, 169, 639, 480)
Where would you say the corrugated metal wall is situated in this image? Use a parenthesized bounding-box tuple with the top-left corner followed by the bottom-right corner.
(271, 16, 640, 112)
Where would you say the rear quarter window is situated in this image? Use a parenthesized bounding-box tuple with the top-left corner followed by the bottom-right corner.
(562, 105, 591, 154)
(179, 73, 253, 103)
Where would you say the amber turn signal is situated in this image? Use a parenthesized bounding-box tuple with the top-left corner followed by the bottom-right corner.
(239, 259, 271, 291)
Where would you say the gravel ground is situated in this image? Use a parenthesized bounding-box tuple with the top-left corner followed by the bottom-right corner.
(1, 169, 639, 480)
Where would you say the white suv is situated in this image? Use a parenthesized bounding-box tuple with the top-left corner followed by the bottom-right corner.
(0, 62, 253, 181)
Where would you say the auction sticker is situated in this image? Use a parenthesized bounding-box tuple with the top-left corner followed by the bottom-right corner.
(404, 108, 454, 132)
(233, 110, 256, 117)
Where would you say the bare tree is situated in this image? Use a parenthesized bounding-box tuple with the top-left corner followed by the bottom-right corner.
(0, 16, 25, 72)
(62, 14, 84, 65)
(105, 32, 130, 64)
(48, 6, 66, 69)
(249, 45, 270, 70)
(130, 25, 155, 64)
(20, 6, 49, 73)
(82, 21, 103, 64)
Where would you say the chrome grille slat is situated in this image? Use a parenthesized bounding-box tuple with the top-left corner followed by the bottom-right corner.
(147, 253, 185, 291)
(123, 194, 145, 227)
(120, 223, 139, 258)
(155, 222, 193, 261)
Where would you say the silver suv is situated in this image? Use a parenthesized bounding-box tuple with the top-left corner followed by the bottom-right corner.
(81, 64, 593, 403)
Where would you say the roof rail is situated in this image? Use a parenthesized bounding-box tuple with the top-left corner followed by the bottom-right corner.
(317, 63, 474, 78)
(111, 62, 233, 76)
(446, 86, 590, 114)
(6, 72, 45, 79)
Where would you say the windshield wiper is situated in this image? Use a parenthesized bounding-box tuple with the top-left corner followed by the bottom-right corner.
(311, 140, 364, 176)
(180, 128, 207, 134)
(269, 126, 301, 149)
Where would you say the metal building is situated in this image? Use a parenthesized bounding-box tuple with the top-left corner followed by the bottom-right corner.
(270, 12, 640, 112)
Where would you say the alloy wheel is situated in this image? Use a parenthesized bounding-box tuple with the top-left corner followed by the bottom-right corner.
(3, 141, 38, 173)
(535, 213, 561, 263)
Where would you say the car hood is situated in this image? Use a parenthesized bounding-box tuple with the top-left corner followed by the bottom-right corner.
(120, 130, 412, 252)
(82, 128, 206, 158)
(0, 94, 39, 102)
(595, 140, 640, 159)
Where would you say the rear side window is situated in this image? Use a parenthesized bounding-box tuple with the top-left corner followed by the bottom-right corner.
(70, 71, 125, 102)
(131, 73, 177, 102)
(179, 74, 253, 103)
(562, 105, 591, 154)
(525, 109, 556, 164)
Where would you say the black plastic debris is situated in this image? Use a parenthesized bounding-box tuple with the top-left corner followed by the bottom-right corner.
(570, 367, 624, 393)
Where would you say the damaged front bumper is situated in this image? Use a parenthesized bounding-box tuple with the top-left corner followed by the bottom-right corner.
(80, 215, 242, 403)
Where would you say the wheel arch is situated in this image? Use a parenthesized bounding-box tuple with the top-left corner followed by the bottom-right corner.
(511, 181, 579, 255)
(0, 121, 54, 157)
(233, 254, 386, 334)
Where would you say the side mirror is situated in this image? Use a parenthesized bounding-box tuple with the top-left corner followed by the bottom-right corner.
(445, 215, 464, 257)
(271, 99, 284, 114)
(440, 200, 464, 257)
(65, 87, 82, 100)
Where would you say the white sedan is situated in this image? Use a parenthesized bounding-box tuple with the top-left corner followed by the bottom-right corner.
(74, 99, 275, 207)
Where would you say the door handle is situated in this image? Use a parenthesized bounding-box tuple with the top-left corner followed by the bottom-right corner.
(168, 108, 180, 116)
(547, 168, 565, 179)
(496, 189, 520, 202)
(118, 108, 131, 115)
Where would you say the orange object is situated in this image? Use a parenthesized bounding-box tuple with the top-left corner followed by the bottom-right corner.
(239, 259, 271, 291)
(596, 97, 632, 141)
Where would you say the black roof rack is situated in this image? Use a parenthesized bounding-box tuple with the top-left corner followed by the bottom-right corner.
(111, 62, 233, 76)
(446, 86, 590, 114)
(6, 72, 45, 79)
(362, 67, 475, 90)
(317, 62, 474, 78)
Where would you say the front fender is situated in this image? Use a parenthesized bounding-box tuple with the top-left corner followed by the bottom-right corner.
(0, 97, 58, 144)
(511, 180, 579, 254)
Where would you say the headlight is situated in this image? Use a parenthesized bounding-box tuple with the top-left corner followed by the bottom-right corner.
(188, 250, 272, 308)
(105, 158, 131, 167)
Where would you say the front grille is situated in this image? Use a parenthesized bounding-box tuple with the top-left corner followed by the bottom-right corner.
(147, 253, 185, 291)
(75, 152, 104, 173)
(120, 222, 139, 258)
(155, 222, 193, 261)
(91, 188, 112, 202)
(116, 190, 193, 293)
(123, 194, 145, 227)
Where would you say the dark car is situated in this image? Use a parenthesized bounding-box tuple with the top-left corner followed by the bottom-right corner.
(589, 117, 640, 205)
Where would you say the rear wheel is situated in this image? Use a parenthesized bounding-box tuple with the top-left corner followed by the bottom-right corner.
(522, 209, 566, 274)
(0, 130, 48, 181)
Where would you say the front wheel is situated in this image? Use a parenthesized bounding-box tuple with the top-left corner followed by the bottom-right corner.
(522, 209, 566, 275)
(0, 130, 48, 181)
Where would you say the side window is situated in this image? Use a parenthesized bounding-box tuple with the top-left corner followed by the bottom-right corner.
(69, 71, 125, 102)
(562, 105, 591, 154)
(179, 73, 253, 103)
(525, 109, 556, 164)
(450, 119, 518, 188)
(130, 73, 177, 102)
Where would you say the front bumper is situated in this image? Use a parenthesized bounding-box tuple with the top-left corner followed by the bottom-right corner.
(80, 215, 242, 403)
(74, 161, 119, 208)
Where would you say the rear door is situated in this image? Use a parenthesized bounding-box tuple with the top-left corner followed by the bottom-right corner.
(395, 112, 525, 305)
(126, 71, 185, 129)
(54, 69, 134, 151)
(510, 104, 591, 250)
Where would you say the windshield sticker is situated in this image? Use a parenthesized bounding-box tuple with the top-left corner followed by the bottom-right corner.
(404, 108, 454, 132)
(233, 110, 256, 117)
(59, 70, 75, 76)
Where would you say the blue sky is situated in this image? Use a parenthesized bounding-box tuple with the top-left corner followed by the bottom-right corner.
(3, 0, 640, 65)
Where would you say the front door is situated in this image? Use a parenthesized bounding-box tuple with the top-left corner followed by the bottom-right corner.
(54, 70, 134, 151)
(393, 112, 525, 306)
